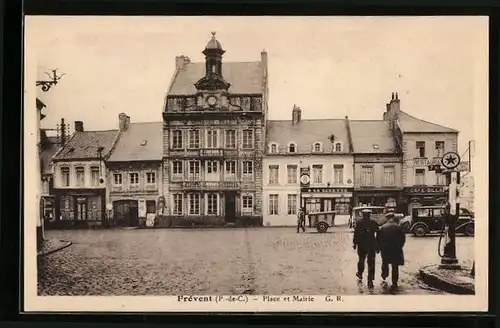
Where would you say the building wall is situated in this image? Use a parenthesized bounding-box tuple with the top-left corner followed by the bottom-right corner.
(163, 114, 265, 224)
(53, 160, 106, 189)
(459, 175, 474, 211)
(353, 155, 402, 189)
(401, 133, 458, 187)
(263, 155, 354, 226)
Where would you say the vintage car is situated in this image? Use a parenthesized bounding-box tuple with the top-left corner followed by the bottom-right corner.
(407, 205, 475, 237)
(349, 206, 405, 230)
(308, 211, 336, 233)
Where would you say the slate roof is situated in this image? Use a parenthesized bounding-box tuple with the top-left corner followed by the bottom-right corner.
(266, 119, 350, 154)
(168, 62, 263, 96)
(53, 130, 119, 161)
(349, 120, 397, 154)
(107, 122, 163, 162)
(398, 111, 458, 133)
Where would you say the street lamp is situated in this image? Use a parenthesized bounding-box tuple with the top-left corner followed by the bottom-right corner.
(36, 69, 65, 92)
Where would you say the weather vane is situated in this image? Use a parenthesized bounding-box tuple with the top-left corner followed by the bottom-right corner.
(36, 68, 66, 92)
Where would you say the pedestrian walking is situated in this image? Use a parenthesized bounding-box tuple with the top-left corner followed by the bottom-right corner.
(376, 210, 406, 291)
(353, 208, 379, 289)
(297, 208, 306, 233)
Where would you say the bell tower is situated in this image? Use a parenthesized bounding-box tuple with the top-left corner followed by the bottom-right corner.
(195, 32, 230, 91)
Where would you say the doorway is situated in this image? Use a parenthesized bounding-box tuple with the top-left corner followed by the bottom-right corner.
(113, 200, 139, 227)
(76, 197, 87, 220)
(225, 192, 236, 223)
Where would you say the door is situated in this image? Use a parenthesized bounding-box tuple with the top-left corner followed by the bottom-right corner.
(225, 192, 236, 222)
(113, 200, 139, 227)
(76, 197, 87, 220)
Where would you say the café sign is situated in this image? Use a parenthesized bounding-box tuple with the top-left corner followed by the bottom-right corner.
(406, 186, 445, 194)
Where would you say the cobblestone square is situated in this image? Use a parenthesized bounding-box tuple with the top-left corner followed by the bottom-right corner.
(38, 227, 474, 296)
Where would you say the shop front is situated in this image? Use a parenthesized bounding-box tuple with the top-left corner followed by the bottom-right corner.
(403, 186, 448, 214)
(300, 187, 353, 215)
(52, 189, 106, 228)
(353, 189, 403, 212)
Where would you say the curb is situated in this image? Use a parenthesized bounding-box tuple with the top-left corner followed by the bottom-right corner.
(418, 265, 474, 295)
(37, 240, 73, 257)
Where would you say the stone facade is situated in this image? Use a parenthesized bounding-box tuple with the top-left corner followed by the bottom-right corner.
(161, 34, 267, 227)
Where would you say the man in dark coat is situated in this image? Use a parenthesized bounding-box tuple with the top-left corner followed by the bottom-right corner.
(353, 209, 380, 288)
(297, 208, 306, 233)
(377, 211, 406, 290)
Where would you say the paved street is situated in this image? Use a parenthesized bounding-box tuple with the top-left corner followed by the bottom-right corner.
(38, 227, 474, 296)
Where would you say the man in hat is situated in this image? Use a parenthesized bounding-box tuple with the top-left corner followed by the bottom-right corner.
(353, 208, 379, 289)
(297, 208, 306, 233)
(376, 210, 406, 291)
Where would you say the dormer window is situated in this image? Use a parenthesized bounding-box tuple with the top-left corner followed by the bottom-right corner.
(141, 140, 147, 146)
(269, 143, 278, 154)
(313, 142, 322, 153)
(288, 142, 297, 153)
(372, 144, 380, 150)
(335, 143, 342, 152)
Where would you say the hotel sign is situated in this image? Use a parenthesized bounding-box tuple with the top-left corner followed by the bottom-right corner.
(413, 157, 441, 167)
(405, 186, 445, 194)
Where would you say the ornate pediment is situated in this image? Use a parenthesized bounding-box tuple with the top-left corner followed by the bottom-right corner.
(195, 74, 230, 92)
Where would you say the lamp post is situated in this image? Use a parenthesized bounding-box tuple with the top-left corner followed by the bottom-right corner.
(35, 69, 64, 250)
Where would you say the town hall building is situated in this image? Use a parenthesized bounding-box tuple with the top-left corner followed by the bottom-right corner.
(162, 33, 269, 227)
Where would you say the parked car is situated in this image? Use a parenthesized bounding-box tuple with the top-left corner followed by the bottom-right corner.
(408, 205, 474, 237)
(308, 211, 336, 233)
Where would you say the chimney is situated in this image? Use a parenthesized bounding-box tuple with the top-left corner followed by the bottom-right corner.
(390, 91, 400, 112)
(74, 121, 84, 132)
(60, 118, 66, 145)
(292, 104, 302, 125)
(261, 49, 268, 69)
(175, 55, 191, 70)
(119, 113, 130, 131)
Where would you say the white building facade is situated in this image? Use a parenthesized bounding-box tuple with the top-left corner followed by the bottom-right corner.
(263, 106, 354, 226)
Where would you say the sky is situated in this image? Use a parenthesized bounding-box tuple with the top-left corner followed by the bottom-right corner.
(27, 16, 488, 154)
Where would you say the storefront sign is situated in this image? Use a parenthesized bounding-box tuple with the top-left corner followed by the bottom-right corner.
(405, 186, 445, 194)
(413, 157, 441, 167)
(302, 187, 350, 194)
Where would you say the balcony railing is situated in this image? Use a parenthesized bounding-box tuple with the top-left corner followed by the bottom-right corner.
(199, 148, 224, 158)
(182, 181, 241, 190)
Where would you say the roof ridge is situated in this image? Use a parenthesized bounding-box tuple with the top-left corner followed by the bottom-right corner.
(187, 61, 260, 65)
(269, 118, 346, 122)
(129, 121, 163, 125)
(399, 110, 458, 132)
(76, 129, 119, 133)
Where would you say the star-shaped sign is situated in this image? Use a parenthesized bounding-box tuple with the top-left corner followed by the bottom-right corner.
(441, 151, 461, 169)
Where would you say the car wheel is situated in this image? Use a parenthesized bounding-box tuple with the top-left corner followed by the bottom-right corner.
(401, 222, 410, 233)
(464, 224, 474, 237)
(412, 225, 427, 237)
(316, 222, 328, 233)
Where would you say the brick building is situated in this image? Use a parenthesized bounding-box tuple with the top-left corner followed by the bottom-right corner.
(106, 114, 163, 227)
(162, 33, 268, 227)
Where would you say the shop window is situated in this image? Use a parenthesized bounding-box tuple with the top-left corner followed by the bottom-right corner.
(172, 194, 183, 215)
(188, 193, 201, 215)
(242, 194, 253, 214)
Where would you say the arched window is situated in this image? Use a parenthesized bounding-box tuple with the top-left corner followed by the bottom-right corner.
(314, 142, 322, 152)
(335, 143, 342, 152)
(269, 143, 278, 154)
(288, 143, 296, 153)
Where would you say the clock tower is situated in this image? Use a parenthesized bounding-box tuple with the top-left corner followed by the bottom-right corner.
(194, 32, 231, 95)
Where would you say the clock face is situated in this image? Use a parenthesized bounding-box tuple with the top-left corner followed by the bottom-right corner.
(300, 174, 310, 185)
(207, 96, 217, 106)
